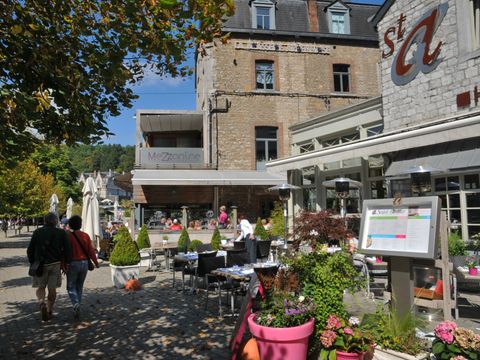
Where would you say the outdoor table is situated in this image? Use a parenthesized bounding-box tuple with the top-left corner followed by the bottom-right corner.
(455, 266, 480, 284)
(146, 243, 178, 271)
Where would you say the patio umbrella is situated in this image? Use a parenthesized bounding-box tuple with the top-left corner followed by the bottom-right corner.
(81, 177, 101, 249)
(114, 200, 119, 221)
(66, 197, 74, 219)
(49, 194, 59, 217)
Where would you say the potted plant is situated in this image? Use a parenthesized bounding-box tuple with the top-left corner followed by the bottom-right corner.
(177, 228, 190, 253)
(188, 239, 203, 252)
(448, 231, 467, 267)
(466, 256, 478, 275)
(319, 314, 374, 360)
(254, 217, 269, 240)
(247, 267, 316, 360)
(211, 226, 221, 250)
(431, 320, 480, 359)
(136, 225, 151, 267)
(109, 226, 141, 288)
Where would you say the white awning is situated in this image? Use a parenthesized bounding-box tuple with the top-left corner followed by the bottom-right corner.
(266, 112, 480, 173)
(132, 169, 287, 186)
(138, 110, 203, 133)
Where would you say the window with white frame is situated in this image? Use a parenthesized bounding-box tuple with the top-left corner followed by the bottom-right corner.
(251, 1, 275, 30)
(333, 64, 351, 93)
(255, 126, 278, 170)
(256, 61, 274, 90)
(327, 3, 350, 34)
(322, 132, 360, 170)
(299, 142, 315, 154)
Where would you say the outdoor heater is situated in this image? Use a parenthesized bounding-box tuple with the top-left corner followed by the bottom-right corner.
(268, 183, 300, 250)
(322, 177, 362, 219)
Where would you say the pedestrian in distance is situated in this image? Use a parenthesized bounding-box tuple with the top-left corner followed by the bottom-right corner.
(27, 212, 72, 321)
(66, 215, 100, 320)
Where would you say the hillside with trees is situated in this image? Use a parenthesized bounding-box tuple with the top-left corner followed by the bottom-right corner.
(67, 144, 135, 174)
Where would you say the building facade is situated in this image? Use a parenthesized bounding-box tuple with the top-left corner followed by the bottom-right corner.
(267, 0, 480, 241)
(132, 0, 381, 225)
(79, 170, 132, 202)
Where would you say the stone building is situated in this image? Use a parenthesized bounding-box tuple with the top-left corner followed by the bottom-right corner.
(79, 170, 132, 202)
(132, 0, 381, 225)
(267, 0, 480, 241)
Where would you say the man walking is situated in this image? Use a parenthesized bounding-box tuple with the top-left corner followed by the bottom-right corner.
(27, 212, 72, 321)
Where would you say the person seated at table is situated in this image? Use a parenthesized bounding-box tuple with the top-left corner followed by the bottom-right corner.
(346, 232, 359, 253)
(262, 218, 272, 232)
(218, 205, 228, 229)
(194, 220, 203, 230)
(207, 219, 217, 230)
(170, 219, 183, 231)
(187, 221, 195, 230)
(165, 218, 173, 229)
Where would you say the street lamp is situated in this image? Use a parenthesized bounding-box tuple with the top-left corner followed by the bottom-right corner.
(322, 177, 362, 219)
(268, 184, 300, 249)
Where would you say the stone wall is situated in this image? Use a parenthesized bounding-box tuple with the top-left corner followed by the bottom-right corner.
(378, 0, 480, 132)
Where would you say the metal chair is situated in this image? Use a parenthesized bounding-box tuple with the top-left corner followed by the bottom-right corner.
(198, 255, 230, 316)
(227, 249, 249, 267)
(233, 241, 246, 250)
(182, 251, 218, 291)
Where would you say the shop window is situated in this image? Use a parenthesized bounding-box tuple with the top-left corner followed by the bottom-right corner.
(256, 61, 274, 90)
(465, 174, 479, 189)
(255, 126, 278, 170)
(252, 1, 275, 30)
(303, 188, 317, 212)
(333, 64, 351, 92)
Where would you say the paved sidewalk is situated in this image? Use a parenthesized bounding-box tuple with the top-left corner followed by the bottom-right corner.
(0, 231, 235, 359)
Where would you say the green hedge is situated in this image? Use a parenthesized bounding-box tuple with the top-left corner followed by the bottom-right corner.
(110, 226, 140, 266)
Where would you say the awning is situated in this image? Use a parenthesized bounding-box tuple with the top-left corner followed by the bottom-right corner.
(132, 169, 287, 186)
(138, 110, 203, 133)
(385, 139, 480, 176)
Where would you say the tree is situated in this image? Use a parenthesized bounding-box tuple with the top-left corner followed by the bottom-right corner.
(0, 0, 234, 162)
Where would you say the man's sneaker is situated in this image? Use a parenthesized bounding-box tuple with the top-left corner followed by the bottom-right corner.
(73, 303, 80, 320)
(40, 303, 48, 321)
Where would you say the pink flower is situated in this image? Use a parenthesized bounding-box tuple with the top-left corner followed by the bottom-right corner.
(320, 330, 337, 348)
(344, 327, 354, 336)
(452, 356, 467, 360)
(326, 315, 342, 330)
(434, 321, 457, 344)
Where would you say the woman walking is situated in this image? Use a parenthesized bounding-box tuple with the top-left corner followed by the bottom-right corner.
(66, 215, 99, 319)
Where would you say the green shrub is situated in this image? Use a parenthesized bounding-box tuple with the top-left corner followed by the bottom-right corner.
(113, 226, 130, 243)
(162, 234, 169, 241)
(448, 231, 466, 256)
(188, 239, 203, 252)
(211, 227, 221, 250)
(254, 217, 269, 240)
(136, 225, 151, 250)
(109, 226, 140, 266)
(270, 201, 284, 237)
(177, 228, 190, 252)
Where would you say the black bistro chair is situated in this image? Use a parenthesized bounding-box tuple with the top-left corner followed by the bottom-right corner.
(182, 251, 218, 291)
(233, 241, 246, 250)
(226, 249, 249, 267)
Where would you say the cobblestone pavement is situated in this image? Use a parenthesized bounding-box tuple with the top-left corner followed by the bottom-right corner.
(1, 230, 479, 360)
(0, 231, 236, 360)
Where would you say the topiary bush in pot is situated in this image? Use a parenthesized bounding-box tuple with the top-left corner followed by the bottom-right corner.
(188, 239, 203, 252)
(448, 231, 466, 256)
(254, 217, 269, 240)
(211, 227, 221, 250)
(110, 226, 140, 266)
(136, 225, 151, 250)
(177, 228, 190, 253)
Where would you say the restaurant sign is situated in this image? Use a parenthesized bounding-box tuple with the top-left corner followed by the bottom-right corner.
(382, 3, 449, 86)
(140, 148, 203, 165)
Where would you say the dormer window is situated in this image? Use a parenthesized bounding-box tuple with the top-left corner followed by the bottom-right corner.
(326, 1, 350, 35)
(252, 0, 276, 30)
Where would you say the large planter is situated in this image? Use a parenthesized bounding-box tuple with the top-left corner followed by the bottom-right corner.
(110, 264, 140, 288)
(337, 351, 363, 360)
(469, 267, 478, 275)
(373, 347, 429, 360)
(247, 313, 314, 360)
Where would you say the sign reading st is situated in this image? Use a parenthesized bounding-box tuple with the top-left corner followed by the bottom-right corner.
(382, 3, 449, 86)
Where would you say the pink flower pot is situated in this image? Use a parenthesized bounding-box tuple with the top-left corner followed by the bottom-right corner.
(336, 350, 363, 360)
(247, 314, 314, 360)
(469, 267, 478, 276)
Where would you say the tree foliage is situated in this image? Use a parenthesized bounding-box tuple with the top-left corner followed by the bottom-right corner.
(67, 144, 135, 173)
(110, 225, 140, 266)
(0, 0, 234, 161)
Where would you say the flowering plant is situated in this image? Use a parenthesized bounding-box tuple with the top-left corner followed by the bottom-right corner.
(255, 294, 316, 328)
(466, 256, 478, 269)
(432, 320, 480, 359)
(319, 314, 373, 359)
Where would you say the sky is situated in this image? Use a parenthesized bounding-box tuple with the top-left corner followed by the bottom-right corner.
(104, 0, 385, 146)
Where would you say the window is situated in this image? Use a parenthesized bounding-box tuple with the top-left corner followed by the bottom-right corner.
(252, 1, 275, 30)
(331, 12, 346, 34)
(470, 0, 480, 49)
(256, 61, 274, 90)
(255, 127, 278, 170)
(299, 142, 315, 154)
(333, 64, 351, 92)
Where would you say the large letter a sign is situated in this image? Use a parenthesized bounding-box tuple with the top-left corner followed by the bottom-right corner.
(391, 3, 448, 86)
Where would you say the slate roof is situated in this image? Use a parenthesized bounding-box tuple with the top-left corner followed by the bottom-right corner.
(223, 0, 380, 40)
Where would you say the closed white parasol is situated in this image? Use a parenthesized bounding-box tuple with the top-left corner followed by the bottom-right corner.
(81, 177, 101, 249)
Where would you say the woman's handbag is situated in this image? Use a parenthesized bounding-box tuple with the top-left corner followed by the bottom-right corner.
(28, 261, 43, 277)
(71, 231, 95, 271)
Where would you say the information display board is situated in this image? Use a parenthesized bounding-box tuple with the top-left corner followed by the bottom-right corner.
(359, 196, 440, 259)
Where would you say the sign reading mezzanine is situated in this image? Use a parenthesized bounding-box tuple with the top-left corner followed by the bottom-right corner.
(140, 148, 204, 166)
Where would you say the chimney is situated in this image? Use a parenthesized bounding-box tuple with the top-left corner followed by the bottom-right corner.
(307, 0, 319, 32)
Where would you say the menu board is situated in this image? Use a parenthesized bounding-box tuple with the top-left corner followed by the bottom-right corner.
(359, 197, 440, 259)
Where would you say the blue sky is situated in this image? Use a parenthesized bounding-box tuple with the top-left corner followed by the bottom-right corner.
(104, 0, 385, 146)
